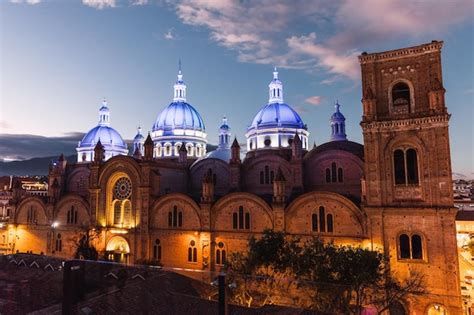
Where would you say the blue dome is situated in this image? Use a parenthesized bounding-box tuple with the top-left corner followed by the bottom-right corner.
(79, 125, 127, 149)
(152, 101, 205, 134)
(249, 102, 305, 130)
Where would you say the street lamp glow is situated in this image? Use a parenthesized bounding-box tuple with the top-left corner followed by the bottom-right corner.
(51, 221, 59, 228)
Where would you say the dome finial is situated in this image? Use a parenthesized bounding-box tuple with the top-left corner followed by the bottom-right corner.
(173, 60, 186, 102)
(268, 67, 283, 104)
(98, 98, 111, 126)
(335, 100, 340, 112)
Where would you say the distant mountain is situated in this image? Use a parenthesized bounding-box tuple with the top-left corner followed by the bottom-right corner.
(0, 144, 221, 176)
(0, 155, 76, 176)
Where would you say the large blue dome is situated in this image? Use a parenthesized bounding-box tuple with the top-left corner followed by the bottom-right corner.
(249, 102, 306, 130)
(152, 101, 205, 135)
(79, 125, 127, 149)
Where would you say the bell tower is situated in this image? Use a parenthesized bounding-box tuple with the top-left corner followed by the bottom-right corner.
(359, 41, 461, 313)
(360, 40, 452, 207)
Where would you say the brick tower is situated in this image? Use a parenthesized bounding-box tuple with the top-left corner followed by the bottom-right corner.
(359, 41, 461, 313)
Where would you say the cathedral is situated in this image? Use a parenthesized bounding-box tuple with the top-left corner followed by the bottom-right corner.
(6, 41, 461, 313)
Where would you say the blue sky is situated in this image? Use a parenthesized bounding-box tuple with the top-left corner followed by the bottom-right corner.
(1, 0, 473, 176)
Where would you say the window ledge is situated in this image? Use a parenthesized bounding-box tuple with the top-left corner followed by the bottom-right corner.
(397, 258, 426, 263)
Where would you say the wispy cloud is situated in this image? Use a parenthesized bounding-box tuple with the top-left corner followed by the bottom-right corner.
(132, 0, 148, 5)
(164, 28, 175, 40)
(305, 95, 324, 106)
(9, 0, 41, 4)
(171, 0, 473, 82)
(82, 0, 117, 10)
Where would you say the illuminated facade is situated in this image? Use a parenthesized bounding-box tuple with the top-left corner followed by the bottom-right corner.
(6, 42, 462, 314)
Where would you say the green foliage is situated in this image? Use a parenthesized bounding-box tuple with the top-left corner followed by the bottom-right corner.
(226, 229, 424, 313)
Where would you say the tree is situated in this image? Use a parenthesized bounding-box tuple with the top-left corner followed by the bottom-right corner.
(226, 230, 425, 313)
(226, 230, 301, 307)
(72, 225, 101, 260)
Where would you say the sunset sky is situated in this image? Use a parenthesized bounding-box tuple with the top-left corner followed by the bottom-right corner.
(1, 0, 473, 176)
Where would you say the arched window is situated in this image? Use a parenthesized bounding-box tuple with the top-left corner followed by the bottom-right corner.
(188, 240, 197, 263)
(67, 206, 78, 225)
(311, 207, 334, 233)
(399, 233, 423, 260)
(168, 206, 183, 228)
(393, 148, 419, 185)
(233, 206, 250, 230)
(153, 239, 162, 261)
(113, 201, 121, 225)
(327, 214, 333, 233)
(325, 169, 331, 183)
(392, 82, 411, 110)
(55, 233, 62, 252)
(319, 206, 326, 232)
(394, 149, 406, 185)
(216, 242, 226, 265)
(337, 168, 343, 183)
(232, 212, 238, 229)
(265, 165, 270, 184)
(331, 163, 337, 183)
(399, 234, 410, 259)
(312, 213, 318, 232)
(27, 206, 37, 224)
(260, 171, 264, 184)
(406, 149, 419, 184)
(411, 234, 423, 259)
(122, 200, 131, 227)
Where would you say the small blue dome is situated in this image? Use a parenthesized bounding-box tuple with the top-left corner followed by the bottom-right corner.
(152, 101, 205, 135)
(249, 102, 305, 130)
(79, 125, 127, 149)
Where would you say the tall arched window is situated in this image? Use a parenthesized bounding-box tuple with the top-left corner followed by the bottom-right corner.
(394, 149, 406, 185)
(312, 207, 334, 233)
(399, 233, 424, 260)
(319, 206, 326, 232)
(326, 163, 343, 184)
(233, 206, 250, 230)
(153, 239, 162, 261)
(331, 163, 337, 183)
(27, 206, 37, 224)
(337, 168, 343, 183)
(67, 206, 78, 225)
(55, 233, 62, 252)
(411, 234, 423, 259)
(216, 241, 226, 265)
(399, 234, 410, 259)
(188, 240, 197, 263)
(168, 206, 183, 228)
(406, 149, 419, 184)
(327, 214, 333, 233)
(312, 213, 318, 232)
(392, 82, 411, 110)
(393, 148, 419, 185)
(113, 201, 121, 225)
(325, 169, 331, 183)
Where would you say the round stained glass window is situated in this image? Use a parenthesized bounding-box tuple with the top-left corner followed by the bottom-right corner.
(113, 177, 132, 200)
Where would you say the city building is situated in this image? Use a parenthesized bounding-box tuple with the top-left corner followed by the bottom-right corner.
(4, 41, 462, 314)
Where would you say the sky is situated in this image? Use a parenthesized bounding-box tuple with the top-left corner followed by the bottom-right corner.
(0, 0, 473, 176)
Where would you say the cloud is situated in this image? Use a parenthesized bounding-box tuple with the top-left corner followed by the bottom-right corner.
(9, 0, 41, 4)
(0, 133, 84, 161)
(132, 0, 148, 4)
(171, 0, 473, 82)
(305, 95, 323, 106)
(164, 28, 175, 40)
(82, 0, 116, 9)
